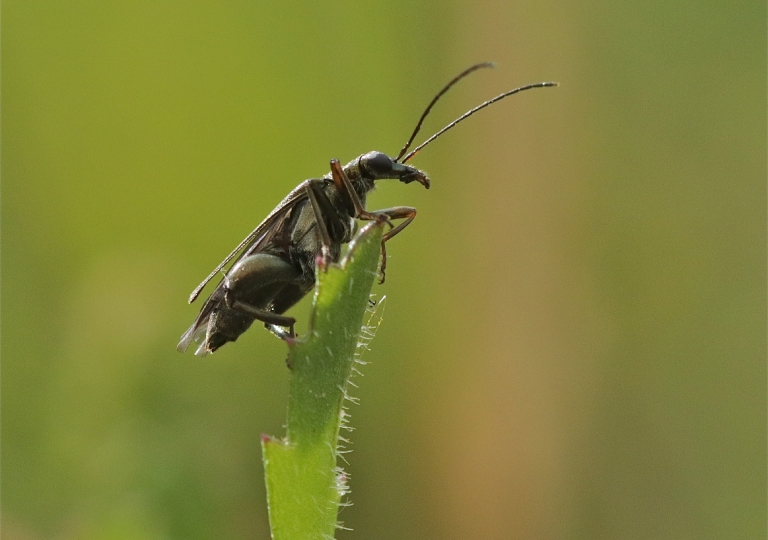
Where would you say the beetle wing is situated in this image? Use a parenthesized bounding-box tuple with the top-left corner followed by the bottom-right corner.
(187, 180, 312, 303)
(178, 180, 315, 354)
(177, 286, 226, 353)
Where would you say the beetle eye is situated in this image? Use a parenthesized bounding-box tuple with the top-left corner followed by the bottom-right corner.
(361, 151, 393, 176)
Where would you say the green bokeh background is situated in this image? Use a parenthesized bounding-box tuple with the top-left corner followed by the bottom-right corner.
(3, 1, 765, 539)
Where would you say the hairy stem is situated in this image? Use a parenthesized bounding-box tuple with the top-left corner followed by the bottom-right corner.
(262, 221, 384, 539)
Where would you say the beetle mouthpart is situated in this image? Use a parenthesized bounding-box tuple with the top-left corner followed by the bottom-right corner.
(402, 172, 430, 189)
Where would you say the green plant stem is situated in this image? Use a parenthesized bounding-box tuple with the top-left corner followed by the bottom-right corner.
(262, 221, 384, 540)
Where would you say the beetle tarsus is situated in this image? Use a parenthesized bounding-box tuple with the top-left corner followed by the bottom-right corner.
(266, 322, 296, 341)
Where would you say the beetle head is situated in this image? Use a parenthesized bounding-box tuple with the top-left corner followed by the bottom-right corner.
(358, 151, 430, 189)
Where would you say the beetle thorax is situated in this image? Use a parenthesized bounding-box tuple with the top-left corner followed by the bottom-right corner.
(340, 159, 377, 198)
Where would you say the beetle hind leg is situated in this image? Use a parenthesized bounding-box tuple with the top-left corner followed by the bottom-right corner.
(225, 292, 297, 339)
(219, 253, 302, 341)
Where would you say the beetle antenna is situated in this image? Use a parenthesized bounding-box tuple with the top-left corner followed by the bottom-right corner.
(394, 62, 495, 163)
(401, 81, 559, 164)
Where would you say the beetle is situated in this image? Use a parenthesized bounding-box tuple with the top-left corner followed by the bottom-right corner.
(178, 63, 557, 355)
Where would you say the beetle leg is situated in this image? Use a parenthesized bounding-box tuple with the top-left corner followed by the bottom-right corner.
(378, 206, 418, 243)
(220, 253, 301, 340)
(305, 181, 333, 265)
(265, 282, 312, 340)
(329, 160, 397, 282)
(330, 160, 395, 227)
(330, 159, 363, 213)
(329, 160, 417, 283)
(305, 179, 351, 268)
(225, 294, 297, 338)
(367, 206, 417, 283)
(265, 323, 294, 341)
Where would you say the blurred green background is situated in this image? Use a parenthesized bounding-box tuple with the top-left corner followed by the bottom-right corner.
(3, 1, 765, 539)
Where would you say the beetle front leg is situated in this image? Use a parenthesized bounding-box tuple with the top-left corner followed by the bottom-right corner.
(330, 160, 394, 226)
(368, 206, 417, 284)
(329, 160, 417, 283)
